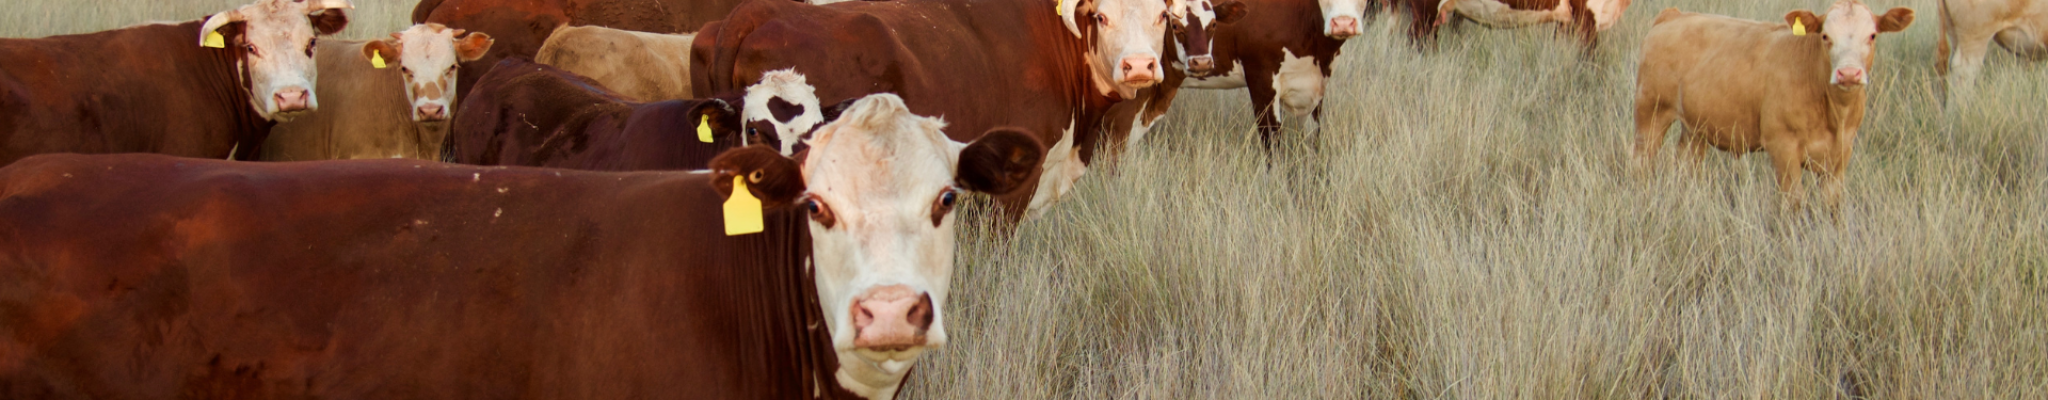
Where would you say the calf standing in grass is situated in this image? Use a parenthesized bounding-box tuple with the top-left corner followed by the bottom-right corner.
(1632, 0, 1913, 210)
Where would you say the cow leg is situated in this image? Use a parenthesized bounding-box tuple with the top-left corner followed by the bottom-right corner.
(1942, 29, 1997, 106)
(1630, 93, 1677, 170)
(1765, 140, 1806, 211)
(1810, 140, 1854, 216)
(1246, 69, 1284, 153)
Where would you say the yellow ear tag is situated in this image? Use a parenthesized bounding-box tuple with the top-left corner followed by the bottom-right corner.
(370, 51, 388, 69)
(723, 176, 765, 236)
(1056, 0, 1067, 16)
(696, 115, 714, 143)
(202, 31, 225, 48)
(1792, 19, 1806, 36)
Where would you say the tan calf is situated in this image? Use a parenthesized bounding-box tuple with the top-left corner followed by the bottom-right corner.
(536, 25, 695, 101)
(1633, 1, 1912, 210)
(1936, 0, 2048, 103)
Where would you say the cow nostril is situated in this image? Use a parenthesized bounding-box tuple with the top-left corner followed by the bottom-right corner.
(909, 294, 934, 331)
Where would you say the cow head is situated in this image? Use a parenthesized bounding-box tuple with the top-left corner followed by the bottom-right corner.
(1169, 0, 1248, 76)
(199, 0, 353, 120)
(1319, 0, 1366, 38)
(741, 69, 848, 156)
(1785, 0, 1912, 87)
(710, 93, 1042, 399)
(1062, 0, 1177, 99)
(361, 24, 493, 123)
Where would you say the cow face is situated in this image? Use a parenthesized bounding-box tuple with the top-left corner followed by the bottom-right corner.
(1319, 0, 1366, 38)
(741, 69, 828, 155)
(199, 0, 353, 120)
(1169, 0, 1248, 76)
(713, 94, 1041, 399)
(1785, 1, 1913, 87)
(1062, 0, 1177, 99)
(361, 24, 493, 123)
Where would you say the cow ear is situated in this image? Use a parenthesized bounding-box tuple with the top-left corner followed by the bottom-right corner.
(199, 9, 246, 47)
(1216, 1, 1250, 24)
(692, 98, 744, 141)
(710, 145, 806, 208)
(362, 40, 399, 66)
(1783, 10, 1821, 33)
(309, 8, 350, 36)
(955, 128, 1045, 195)
(1876, 8, 1914, 33)
(455, 32, 495, 61)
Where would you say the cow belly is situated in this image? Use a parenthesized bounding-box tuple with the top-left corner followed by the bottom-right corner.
(1025, 121, 1086, 219)
(1182, 62, 1248, 89)
(1272, 49, 1325, 118)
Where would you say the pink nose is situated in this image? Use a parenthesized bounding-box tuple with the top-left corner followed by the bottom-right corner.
(273, 88, 310, 112)
(1834, 67, 1866, 85)
(1119, 55, 1160, 86)
(416, 104, 447, 120)
(850, 285, 934, 351)
(1329, 16, 1360, 38)
(1187, 56, 1216, 75)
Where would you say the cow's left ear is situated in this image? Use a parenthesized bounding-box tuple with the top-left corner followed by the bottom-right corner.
(691, 98, 744, 142)
(955, 128, 1045, 195)
(710, 145, 807, 208)
(1876, 8, 1914, 33)
(1783, 10, 1822, 33)
(1216, 1, 1250, 24)
(454, 31, 495, 61)
(309, 8, 350, 36)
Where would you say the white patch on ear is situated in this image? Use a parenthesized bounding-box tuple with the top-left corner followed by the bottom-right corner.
(1026, 119, 1086, 219)
(743, 69, 825, 155)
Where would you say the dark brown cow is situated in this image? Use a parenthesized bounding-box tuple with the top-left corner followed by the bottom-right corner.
(411, 0, 777, 103)
(0, 94, 1044, 400)
(1167, 0, 1347, 150)
(0, 0, 352, 165)
(450, 58, 841, 170)
(693, 0, 1174, 220)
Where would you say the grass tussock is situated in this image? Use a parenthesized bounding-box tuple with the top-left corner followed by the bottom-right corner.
(4, 0, 2043, 398)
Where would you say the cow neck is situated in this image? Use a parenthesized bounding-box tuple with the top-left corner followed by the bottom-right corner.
(715, 206, 864, 399)
(1823, 85, 1864, 137)
(172, 19, 275, 159)
(1036, 0, 1119, 165)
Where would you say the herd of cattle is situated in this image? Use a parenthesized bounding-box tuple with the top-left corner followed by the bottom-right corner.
(0, 0, 2036, 397)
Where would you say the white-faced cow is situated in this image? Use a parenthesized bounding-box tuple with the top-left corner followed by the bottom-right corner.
(1935, 0, 2048, 104)
(536, 25, 697, 102)
(0, 94, 1043, 400)
(0, 0, 352, 164)
(1634, 1, 1914, 210)
(694, 0, 1175, 221)
(263, 24, 494, 161)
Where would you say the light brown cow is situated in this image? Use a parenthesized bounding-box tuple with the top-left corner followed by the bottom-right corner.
(536, 25, 695, 102)
(1936, 0, 2048, 103)
(263, 26, 493, 160)
(1633, 1, 1913, 210)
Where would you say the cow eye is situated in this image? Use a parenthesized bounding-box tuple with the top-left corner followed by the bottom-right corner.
(805, 197, 837, 228)
(1868, 34, 1876, 41)
(242, 43, 257, 55)
(447, 65, 458, 74)
(1094, 12, 1108, 26)
(930, 189, 959, 226)
(306, 39, 316, 56)
(400, 66, 411, 75)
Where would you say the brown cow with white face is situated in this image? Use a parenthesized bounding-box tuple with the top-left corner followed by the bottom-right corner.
(1634, 1, 1913, 210)
(362, 24, 494, 122)
(0, 0, 351, 164)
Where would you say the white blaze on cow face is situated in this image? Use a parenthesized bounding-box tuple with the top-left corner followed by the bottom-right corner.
(799, 94, 960, 399)
(742, 69, 825, 155)
(1791, 0, 1914, 87)
(1170, 0, 1218, 72)
(1320, 0, 1366, 38)
(362, 24, 493, 123)
(199, 0, 354, 120)
(1066, 0, 1175, 98)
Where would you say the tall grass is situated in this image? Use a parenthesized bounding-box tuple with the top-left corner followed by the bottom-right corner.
(6, 0, 2042, 398)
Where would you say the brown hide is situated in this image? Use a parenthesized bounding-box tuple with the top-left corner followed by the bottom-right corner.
(450, 58, 744, 170)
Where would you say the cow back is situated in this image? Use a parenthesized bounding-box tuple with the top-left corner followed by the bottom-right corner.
(0, 22, 267, 165)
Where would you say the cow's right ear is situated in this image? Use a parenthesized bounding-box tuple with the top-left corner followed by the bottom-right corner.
(362, 40, 400, 67)
(310, 8, 350, 36)
(1783, 10, 1822, 33)
(1216, 1, 1250, 24)
(709, 145, 807, 208)
(199, 9, 246, 48)
(455, 32, 495, 62)
(955, 128, 1045, 195)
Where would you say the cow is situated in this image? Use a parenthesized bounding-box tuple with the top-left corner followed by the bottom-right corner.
(694, 0, 1176, 220)
(535, 25, 696, 102)
(1632, 1, 1914, 210)
(262, 24, 494, 161)
(411, 0, 776, 105)
(1384, 0, 1630, 48)
(451, 59, 841, 170)
(1159, 0, 1348, 150)
(1935, 0, 2048, 104)
(0, 0, 352, 165)
(0, 93, 1045, 400)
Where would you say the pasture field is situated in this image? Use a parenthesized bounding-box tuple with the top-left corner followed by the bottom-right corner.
(6, 0, 2044, 398)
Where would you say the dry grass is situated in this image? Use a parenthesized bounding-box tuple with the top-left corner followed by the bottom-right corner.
(6, 0, 2043, 398)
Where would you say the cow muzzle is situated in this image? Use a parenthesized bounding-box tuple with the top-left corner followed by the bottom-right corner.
(273, 87, 312, 114)
(1119, 55, 1161, 87)
(1187, 56, 1216, 75)
(1832, 67, 1866, 86)
(1327, 16, 1360, 39)
(416, 104, 448, 121)
(850, 285, 934, 352)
